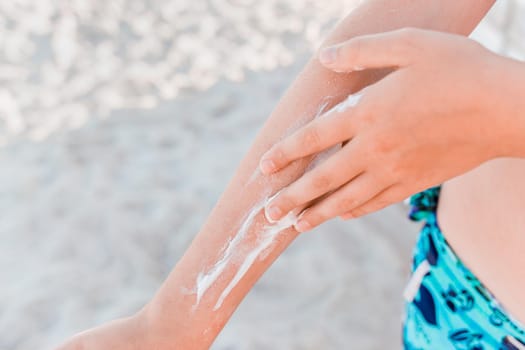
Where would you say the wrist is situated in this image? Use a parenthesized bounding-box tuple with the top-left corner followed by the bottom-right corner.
(140, 299, 214, 350)
(56, 313, 148, 350)
(139, 302, 180, 349)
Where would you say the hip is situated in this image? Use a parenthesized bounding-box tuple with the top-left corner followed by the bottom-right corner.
(402, 185, 525, 349)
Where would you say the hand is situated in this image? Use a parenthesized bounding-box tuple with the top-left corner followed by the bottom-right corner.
(258, 28, 517, 232)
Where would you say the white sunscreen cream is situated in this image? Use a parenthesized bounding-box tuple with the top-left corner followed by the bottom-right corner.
(333, 93, 362, 113)
(193, 193, 298, 310)
(193, 93, 362, 310)
(194, 197, 265, 306)
(214, 207, 298, 310)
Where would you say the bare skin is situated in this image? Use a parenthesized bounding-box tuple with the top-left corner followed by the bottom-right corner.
(438, 159, 525, 325)
(56, 1, 497, 349)
(263, 26, 525, 326)
(433, 29, 525, 325)
(261, 29, 519, 228)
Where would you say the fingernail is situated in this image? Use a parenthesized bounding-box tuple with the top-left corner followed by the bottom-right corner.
(295, 219, 312, 232)
(319, 47, 337, 64)
(260, 159, 276, 174)
(266, 205, 283, 221)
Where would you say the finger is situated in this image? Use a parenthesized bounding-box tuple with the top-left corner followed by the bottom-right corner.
(318, 27, 426, 72)
(264, 140, 365, 222)
(293, 172, 388, 232)
(340, 184, 405, 220)
(259, 93, 363, 174)
(264, 189, 310, 224)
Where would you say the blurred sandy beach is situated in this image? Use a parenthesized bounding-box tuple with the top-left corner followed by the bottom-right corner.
(0, 1, 521, 349)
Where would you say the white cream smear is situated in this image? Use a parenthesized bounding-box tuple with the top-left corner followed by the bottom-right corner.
(194, 198, 263, 306)
(214, 207, 298, 310)
(333, 92, 362, 113)
(193, 193, 298, 310)
(193, 93, 361, 310)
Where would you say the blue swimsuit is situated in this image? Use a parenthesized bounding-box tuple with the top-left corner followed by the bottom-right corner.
(403, 185, 525, 349)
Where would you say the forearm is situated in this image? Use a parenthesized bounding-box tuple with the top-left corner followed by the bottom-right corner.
(319, 0, 495, 47)
(143, 1, 495, 348)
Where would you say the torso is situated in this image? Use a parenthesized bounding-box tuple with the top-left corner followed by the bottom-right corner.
(436, 157, 525, 325)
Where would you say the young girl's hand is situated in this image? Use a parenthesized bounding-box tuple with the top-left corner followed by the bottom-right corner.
(259, 28, 525, 232)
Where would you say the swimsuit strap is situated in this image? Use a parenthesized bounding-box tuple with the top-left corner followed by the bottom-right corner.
(407, 185, 442, 222)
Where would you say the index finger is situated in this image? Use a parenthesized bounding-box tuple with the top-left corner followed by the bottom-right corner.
(259, 93, 363, 174)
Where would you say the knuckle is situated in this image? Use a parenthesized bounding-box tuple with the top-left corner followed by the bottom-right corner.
(388, 159, 406, 179)
(389, 163, 402, 178)
(368, 136, 395, 155)
(352, 104, 371, 128)
(336, 196, 358, 210)
(310, 173, 333, 190)
(301, 127, 322, 149)
(278, 193, 298, 211)
(312, 205, 335, 224)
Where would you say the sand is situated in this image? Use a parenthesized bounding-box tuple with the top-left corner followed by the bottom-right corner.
(0, 0, 520, 349)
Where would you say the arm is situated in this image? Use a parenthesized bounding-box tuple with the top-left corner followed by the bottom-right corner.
(59, 1, 496, 349)
(145, 1, 496, 346)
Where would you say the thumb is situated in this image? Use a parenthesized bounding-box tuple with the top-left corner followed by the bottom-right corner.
(318, 28, 426, 72)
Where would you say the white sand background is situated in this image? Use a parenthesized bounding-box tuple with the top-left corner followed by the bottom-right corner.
(0, 1, 521, 349)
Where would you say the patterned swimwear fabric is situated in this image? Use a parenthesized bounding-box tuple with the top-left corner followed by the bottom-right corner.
(402, 185, 525, 350)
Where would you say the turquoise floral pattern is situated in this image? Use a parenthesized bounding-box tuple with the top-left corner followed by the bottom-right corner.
(403, 186, 525, 349)
(408, 185, 441, 222)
